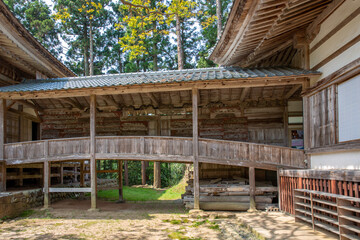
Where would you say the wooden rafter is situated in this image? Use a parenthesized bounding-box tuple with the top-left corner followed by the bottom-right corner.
(146, 93, 159, 107)
(284, 85, 302, 99)
(60, 98, 84, 110)
(97, 95, 121, 109)
(240, 88, 250, 102)
(16, 100, 43, 112)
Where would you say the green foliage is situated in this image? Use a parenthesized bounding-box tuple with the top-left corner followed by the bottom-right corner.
(4, 0, 62, 58)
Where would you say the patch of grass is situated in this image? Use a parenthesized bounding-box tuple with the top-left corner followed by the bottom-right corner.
(168, 231, 202, 240)
(163, 219, 189, 225)
(207, 221, 220, 231)
(191, 220, 207, 228)
(97, 179, 186, 201)
(19, 210, 35, 218)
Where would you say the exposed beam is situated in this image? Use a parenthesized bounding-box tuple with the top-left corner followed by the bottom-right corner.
(240, 88, 250, 102)
(0, 46, 37, 74)
(6, 100, 15, 110)
(16, 100, 43, 112)
(284, 85, 302, 99)
(60, 98, 84, 110)
(98, 95, 121, 109)
(146, 93, 159, 107)
(0, 73, 18, 84)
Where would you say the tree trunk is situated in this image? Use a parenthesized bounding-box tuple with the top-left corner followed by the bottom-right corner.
(153, 22, 158, 71)
(89, 21, 94, 76)
(84, 22, 89, 76)
(175, 15, 184, 70)
(216, 0, 222, 39)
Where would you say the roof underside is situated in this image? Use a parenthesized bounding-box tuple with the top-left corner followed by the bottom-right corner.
(210, 0, 333, 67)
(0, 67, 317, 93)
(0, 0, 75, 83)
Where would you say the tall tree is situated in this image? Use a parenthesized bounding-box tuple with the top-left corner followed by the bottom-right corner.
(53, 0, 110, 76)
(118, 0, 214, 70)
(4, 0, 62, 59)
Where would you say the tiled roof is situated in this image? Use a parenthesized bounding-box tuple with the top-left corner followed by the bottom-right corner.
(0, 67, 318, 93)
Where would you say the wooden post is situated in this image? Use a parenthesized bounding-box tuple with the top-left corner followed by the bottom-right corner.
(124, 161, 129, 186)
(60, 162, 64, 185)
(90, 95, 97, 210)
(192, 88, 200, 210)
(118, 160, 123, 201)
(141, 161, 146, 185)
(283, 105, 289, 147)
(277, 167, 281, 211)
(19, 167, 23, 187)
(0, 99, 6, 192)
(80, 161, 84, 187)
(43, 160, 49, 209)
(154, 162, 161, 188)
(43, 140, 49, 209)
(249, 167, 256, 211)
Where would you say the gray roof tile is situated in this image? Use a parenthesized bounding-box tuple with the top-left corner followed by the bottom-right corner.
(0, 67, 318, 93)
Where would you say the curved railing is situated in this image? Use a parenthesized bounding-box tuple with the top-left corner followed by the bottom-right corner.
(4, 136, 306, 169)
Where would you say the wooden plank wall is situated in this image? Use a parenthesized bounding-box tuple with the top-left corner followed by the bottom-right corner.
(280, 174, 360, 214)
(307, 85, 336, 149)
(41, 106, 286, 146)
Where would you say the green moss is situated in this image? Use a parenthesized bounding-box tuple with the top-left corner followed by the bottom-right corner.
(167, 231, 202, 240)
(19, 210, 35, 218)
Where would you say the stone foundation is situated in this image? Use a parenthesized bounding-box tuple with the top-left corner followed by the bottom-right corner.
(0, 189, 78, 219)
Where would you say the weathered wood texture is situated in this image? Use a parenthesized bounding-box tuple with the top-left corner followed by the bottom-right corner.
(306, 85, 336, 149)
(40, 104, 288, 147)
(4, 136, 306, 169)
(280, 169, 360, 214)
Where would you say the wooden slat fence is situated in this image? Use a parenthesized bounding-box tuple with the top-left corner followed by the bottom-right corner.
(280, 169, 360, 214)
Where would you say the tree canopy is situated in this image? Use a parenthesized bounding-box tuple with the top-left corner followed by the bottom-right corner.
(5, 0, 232, 75)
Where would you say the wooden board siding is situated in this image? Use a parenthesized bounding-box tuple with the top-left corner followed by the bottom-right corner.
(3, 136, 306, 170)
(307, 85, 336, 149)
(309, 0, 360, 80)
(40, 105, 287, 147)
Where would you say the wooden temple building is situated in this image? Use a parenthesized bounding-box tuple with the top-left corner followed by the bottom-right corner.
(0, 0, 360, 235)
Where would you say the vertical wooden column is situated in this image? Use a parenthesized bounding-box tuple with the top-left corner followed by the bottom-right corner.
(283, 105, 289, 147)
(0, 99, 6, 192)
(124, 161, 129, 186)
(249, 167, 256, 211)
(43, 161, 49, 208)
(141, 161, 147, 185)
(90, 95, 97, 210)
(80, 161, 84, 187)
(192, 88, 200, 210)
(118, 160, 123, 201)
(154, 162, 161, 188)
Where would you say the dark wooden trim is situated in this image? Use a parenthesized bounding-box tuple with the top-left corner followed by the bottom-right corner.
(312, 34, 360, 70)
(306, 139, 360, 154)
(310, 7, 360, 54)
(279, 169, 360, 182)
(303, 57, 360, 96)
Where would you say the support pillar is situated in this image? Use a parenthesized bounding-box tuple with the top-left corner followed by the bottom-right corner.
(141, 161, 146, 185)
(249, 167, 256, 211)
(0, 99, 6, 192)
(60, 163, 64, 184)
(192, 88, 200, 210)
(43, 160, 49, 209)
(118, 160, 123, 202)
(90, 95, 97, 210)
(124, 161, 129, 186)
(154, 162, 161, 188)
(80, 161, 84, 187)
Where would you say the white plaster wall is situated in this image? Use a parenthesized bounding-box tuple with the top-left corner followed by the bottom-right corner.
(311, 150, 360, 170)
(309, 0, 360, 80)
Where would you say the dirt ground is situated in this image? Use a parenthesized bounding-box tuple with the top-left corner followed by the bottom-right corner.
(0, 199, 259, 240)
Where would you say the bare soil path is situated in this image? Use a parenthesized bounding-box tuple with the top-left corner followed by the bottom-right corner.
(0, 199, 258, 240)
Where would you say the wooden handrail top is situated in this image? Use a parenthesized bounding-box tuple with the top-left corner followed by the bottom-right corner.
(295, 189, 360, 203)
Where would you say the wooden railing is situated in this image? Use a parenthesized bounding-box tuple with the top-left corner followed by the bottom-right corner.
(4, 136, 306, 169)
